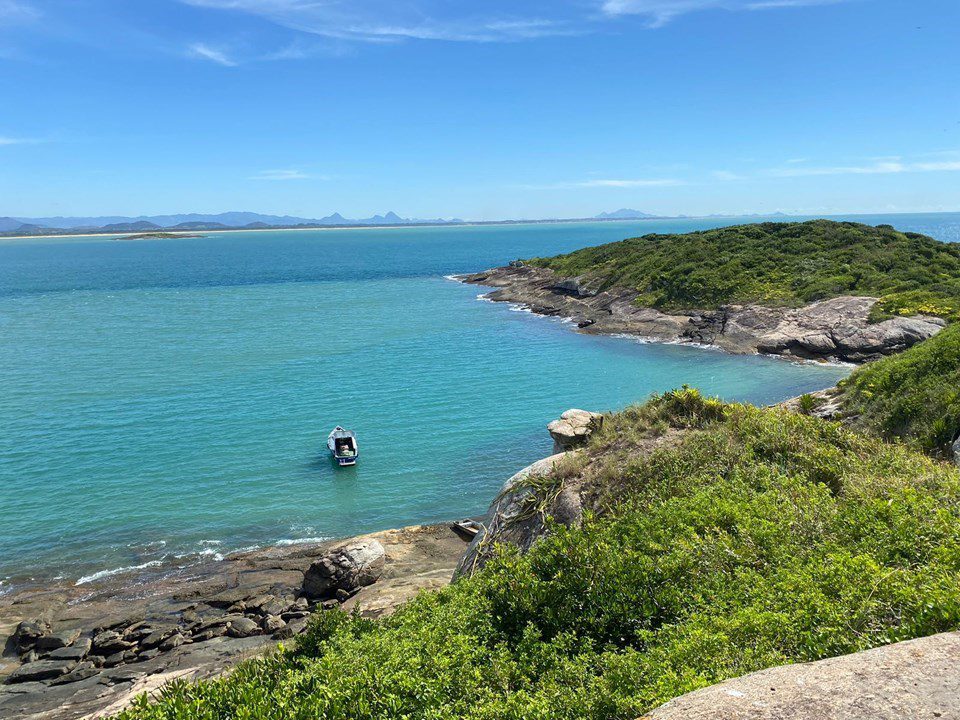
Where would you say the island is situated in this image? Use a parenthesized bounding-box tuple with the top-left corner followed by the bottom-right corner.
(460, 220, 960, 363)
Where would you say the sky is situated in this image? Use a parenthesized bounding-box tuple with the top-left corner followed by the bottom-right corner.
(0, 0, 958, 220)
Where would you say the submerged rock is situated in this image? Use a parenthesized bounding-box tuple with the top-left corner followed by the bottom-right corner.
(302, 540, 386, 599)
(547, 409, 603, 453)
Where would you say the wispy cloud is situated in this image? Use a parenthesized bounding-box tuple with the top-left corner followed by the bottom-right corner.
(249, 169, 315, 181)
(712, 170, 744, 181)
(188, 42, 238, 66)
(521, 177, 683, 190)
(0, 135, 43, 146)
(0, 0, 38, 25)
(180, 1, 574, 44)
(769, 159, 960, 177)
(600, 0, 850, 27)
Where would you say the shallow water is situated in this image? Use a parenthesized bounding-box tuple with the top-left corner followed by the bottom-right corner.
(1, 213, 955, 587)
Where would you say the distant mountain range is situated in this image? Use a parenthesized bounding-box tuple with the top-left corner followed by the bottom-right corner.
(0, 209, 809, 237)
(593, 209, 658, 220)
(0, 211, 467, 235)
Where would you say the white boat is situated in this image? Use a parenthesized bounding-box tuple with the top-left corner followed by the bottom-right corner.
(327, 427, 359, 466)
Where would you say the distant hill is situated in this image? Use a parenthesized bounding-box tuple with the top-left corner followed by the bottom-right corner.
(595, 209, 657, 220)
(5, 211, 462, 232)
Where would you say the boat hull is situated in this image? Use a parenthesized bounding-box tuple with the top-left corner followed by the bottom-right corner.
(335, 455, 358, 467)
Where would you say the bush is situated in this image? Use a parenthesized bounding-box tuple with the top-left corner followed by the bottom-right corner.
(840, 322, 960, 456)
(529, 220, 960, 316)
(116, 396, 960, 720)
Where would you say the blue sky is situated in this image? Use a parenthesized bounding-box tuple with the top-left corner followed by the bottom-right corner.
(0, 0, 957, 220)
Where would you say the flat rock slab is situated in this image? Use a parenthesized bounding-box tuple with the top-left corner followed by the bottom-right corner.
(645, 631, 960, 720)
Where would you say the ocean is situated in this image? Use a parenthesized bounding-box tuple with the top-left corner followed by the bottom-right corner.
(1, 212, 956, 590)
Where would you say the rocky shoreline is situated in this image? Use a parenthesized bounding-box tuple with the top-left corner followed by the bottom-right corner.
(459, 264, 945, 363)
(0, 524, 471, 720)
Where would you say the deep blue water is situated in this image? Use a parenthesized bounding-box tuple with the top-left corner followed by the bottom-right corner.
(1, 212, 955, 589)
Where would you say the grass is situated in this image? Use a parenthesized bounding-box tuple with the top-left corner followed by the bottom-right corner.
(528, 220, 960, 318)
(117, 389, 960, 720)
(839, 322, 960, 456)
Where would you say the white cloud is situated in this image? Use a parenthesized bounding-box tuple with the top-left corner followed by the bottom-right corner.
(600, 0, 850, 27)
(769, 159, 960, 177)
(521, 177, 683, 189)
(188, 42, 238, 66)
(0, 135, 42, 146)
(712, 170, 744, 181)
(249, 169, 314, 181)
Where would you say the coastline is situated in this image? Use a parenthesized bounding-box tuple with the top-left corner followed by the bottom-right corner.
(457, 264, 946, 364)
(0, 522, 471, 719)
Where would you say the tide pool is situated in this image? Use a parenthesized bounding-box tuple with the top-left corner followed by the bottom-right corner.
(2, 214, 954, 587)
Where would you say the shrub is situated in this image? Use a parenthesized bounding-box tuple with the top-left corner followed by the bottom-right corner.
(528, 220, 960, 316)
(116, 397, 960, 720)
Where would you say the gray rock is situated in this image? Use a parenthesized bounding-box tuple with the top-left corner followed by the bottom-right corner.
(226, 617, 260, 638)
(158, 633, 186, 652)
(455, 453, 582, 578)
(302, 539, 386, 599)
(46, 645, 89, 661)
(7, 659, 76, 683)
(953, 434, 960, 467)
(92, 630, 134, 655)
(261, 615, 286, 634)
(191, 625, 228, 642)
(137, 628, 176, 650)
(100, 652, 125, 668)
(136, 648, 161, 661)
(272, 626, 295, 640)
(19, 649, 38, 664)
(49, 661, 99, 685)
(646, 631, 960, 720)
(35, 628, 81, 651)
(547, 409, 603, 453)
(12, 620, 50, 652)
(280, 610, 311, 622)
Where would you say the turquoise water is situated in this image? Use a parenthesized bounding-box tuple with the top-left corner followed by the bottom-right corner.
(1, 213, 956, 589)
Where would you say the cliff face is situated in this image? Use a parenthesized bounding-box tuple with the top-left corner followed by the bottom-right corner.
(460, 265, 945, 363)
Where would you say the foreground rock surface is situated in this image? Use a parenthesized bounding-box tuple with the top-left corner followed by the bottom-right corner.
(302, 539, 386, 599)
(645, 631, 960, 719)
(460, 266, 945, 363)
(0, 524, 469, 720)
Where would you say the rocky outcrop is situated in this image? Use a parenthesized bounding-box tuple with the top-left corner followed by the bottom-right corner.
(1, 524, 469, 719)
(455, 453, 582, 578)
(547, 409, 603, 453)
(302, 540, 386, 600)
(645, 631, 960, 719)
(459, 266, 946, 363)
(953, 434, 960, 467)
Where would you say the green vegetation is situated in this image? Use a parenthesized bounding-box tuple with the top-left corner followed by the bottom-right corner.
(840, 322, 960, 456)
(530, 220, 960, 317)
(118, 389, 960, 720)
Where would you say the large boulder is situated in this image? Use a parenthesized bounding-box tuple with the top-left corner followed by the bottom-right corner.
(302, 539, 386, 599)
(547, 409, 603, 453)
(454, 453, 582, 578)
(953, 434, 960, 467)
(646, 631, 960, 719)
